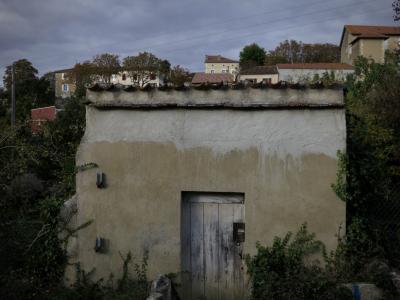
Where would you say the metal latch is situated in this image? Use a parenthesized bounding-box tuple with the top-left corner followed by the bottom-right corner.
(233, 222, 245, 243)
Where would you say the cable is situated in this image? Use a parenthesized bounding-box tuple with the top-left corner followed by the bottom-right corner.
(118, 0, 378, 54)
(157, 8, 389, 56)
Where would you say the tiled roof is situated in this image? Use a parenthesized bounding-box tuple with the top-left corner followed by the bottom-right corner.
(191, 72, 234, 84)
(345, 25, 400, 36)
(240, 65, 278, 75)
(340, 25, 400, 46)
(276, 63, 354, 70)
(53, 68, 74, 73)
(205, 55, 239, 63)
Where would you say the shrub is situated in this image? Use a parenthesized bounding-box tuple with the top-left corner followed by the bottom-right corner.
(245, 224, 353, 300)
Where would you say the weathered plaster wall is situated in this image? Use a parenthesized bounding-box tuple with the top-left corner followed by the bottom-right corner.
(362, 39, 385, 63)
(69, 89, 346, 294)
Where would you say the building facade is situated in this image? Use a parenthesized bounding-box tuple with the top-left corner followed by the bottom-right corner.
(204, 55, 239, 75)
(54, 69, 76, 99)
(340, 25, 400, 64)
(276, 63, 354, 83)
(65, 87, 346, 299)
(239, 65, 279, 84)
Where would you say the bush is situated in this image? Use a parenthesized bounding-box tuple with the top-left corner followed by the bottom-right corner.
(245, 224, 353, 300)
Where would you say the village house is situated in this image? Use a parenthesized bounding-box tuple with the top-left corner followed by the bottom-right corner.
(238, 65, 279, 84)
(54, 68, 76, 99)
(64, 86, 346, 299)
(192, 55, 239, 85)
(340, 25, 400, 65)
(204, 55, 239, 74)
(276, 63, 354, 83)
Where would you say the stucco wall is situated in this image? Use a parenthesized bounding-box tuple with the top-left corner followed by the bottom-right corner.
(238, 73, 279, 84)
(278, 68, 353, 82)
(70, 89, 346, 295)
(205, 62, 239, 74)
(362, 39, 385, 63)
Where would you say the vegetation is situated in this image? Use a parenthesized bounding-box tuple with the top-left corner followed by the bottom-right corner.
(123, 52, 166, 87)
(265, 40, 340, 65)
(239, 43, 266, 69)
(92, 53, 121, 84)
(394, 0, 400, 21)
(246, 224, 353, 300)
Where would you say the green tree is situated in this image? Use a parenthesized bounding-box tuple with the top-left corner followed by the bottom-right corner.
(122, 52, 162, 87)
(2, 59, 53, 121)
(239, 43, 266, 69)
(92, 53, 120, 84)
(169, 65, 191, 86)
(335, 57, 400, 267)
(394, 0, 400, 21)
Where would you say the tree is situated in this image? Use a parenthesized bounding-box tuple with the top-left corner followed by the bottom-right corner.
(72, 61, 97, 97)
(2, 59, 53, 120)
(159, 59, 171, 78)
(122, 52, 162, 87)
(92, 53, 120, 84)
(239, 43, 266, 69)
(265, 40, 340, 64)
(3, 59, 38, 91)
(394, 0, 400, 21)
(169, 65, 191, 86)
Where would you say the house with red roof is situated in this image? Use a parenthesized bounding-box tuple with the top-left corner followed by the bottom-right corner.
(31, 106, 58, 133)
(192, 55, 239, 85)
(340, 25, 400, 64)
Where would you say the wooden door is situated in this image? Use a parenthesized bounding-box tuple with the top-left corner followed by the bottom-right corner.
(181, 193, 245, 300)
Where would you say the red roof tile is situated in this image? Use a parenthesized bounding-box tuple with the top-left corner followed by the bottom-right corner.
(276, 63, 354, 70)
(191, 73, 234, 84)
(205, 55, 239, 63)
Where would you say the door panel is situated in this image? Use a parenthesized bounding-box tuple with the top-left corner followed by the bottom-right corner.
(181, 193, 245, 300)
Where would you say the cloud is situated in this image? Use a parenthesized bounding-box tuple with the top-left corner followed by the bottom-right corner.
(0, 0, 396, 82)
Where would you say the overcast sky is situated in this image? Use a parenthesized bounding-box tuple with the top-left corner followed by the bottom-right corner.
(0, 0, 397, 83)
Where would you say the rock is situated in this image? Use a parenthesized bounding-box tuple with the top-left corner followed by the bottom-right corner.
(147, 275, 171, 300)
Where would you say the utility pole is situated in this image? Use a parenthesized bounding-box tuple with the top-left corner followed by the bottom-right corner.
(11, 63, 16, 127)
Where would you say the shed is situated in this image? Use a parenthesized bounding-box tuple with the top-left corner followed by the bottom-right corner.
(68, 86, 346, 299)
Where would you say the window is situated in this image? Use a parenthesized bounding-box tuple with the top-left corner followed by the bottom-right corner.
(348, 44, 352, 56)
(221, 70, 226, 73)
(211, 70, 215, 74)
(122, 73, 127, 81)
(61, 73, 65, 80)
(62, 84, 69, 92)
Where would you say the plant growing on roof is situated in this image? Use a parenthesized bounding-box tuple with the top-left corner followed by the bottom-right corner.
(123, 52, 162, 87)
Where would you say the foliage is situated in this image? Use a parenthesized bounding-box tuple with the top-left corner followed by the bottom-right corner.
(72, 61, 97, 98)
(57, 253, 149, 300)
(265, 40, 340, 65)
(123, 52, 162, 87)
(2, 59, 53, 120)
(246, 224, 353, 300)
(0, 94, 86, 299)
(169, 65, 191, 86)
(93, 53, 121, 84)
(394, 0, 400, 21)
(330, 57, 400, 296)
(239, 43, 266, 69)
